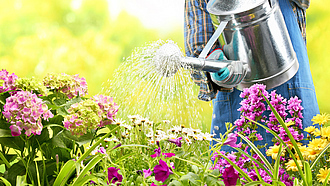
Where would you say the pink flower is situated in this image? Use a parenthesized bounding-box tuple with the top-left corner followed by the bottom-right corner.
(9, 125, 21, 136)
(151, 183, 167, 186)
(168, 137, 182, 147)
(143, 168, 152, 178)
(0, 69, 18, 93)
(3, 91, 53, 136)
(153, 159, 172, 183)
(222, 166, 239, 186)
(92, 95, 119, 127)
(151, 147, 161, 158)
(107, 167, 123, 185)
(223, 133, 239, 147)
(163, 153, 175, 158)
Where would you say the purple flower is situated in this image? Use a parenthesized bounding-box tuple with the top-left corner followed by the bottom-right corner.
(167, 137, 182, 147)
(151, 183, 167, 186)
(107, 167, 123, 185)
(112, 143, 122, 150)
(151, 147, 161, 158)
(153, 159, 172, 183)
(222, 166, 239, 186)
(163, 153, 175, 158)
(223, 133, 239, 147)
(98, 147, 106, 154)
(143, 168, 152, 178)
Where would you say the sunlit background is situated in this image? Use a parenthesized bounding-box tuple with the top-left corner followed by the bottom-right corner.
(0, 0, 328, 131)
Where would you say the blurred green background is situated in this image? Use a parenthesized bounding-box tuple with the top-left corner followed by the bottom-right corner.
(0, 0, 328, 131)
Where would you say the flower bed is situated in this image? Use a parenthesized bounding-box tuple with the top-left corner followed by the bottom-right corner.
(0, 69, 329, 186)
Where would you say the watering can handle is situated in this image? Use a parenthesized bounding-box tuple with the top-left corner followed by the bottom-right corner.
(199, 21, 228, 59)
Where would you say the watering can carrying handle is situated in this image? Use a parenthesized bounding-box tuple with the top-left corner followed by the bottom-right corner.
(196, 19, 249, 88)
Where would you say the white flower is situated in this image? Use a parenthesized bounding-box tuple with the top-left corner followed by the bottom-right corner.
(114, 118, 126, 125)
(184, 137, 192, 145)
(120, 123, 132, 131)
(146, 129, 154, 138)
(170, 126, 182, 133)
(128, 114, 142, 122)
(182, 128, 194, 136)
(192, 128, 202, 134)
(201, 132, 213, 141)
(167, 133, 178, 140)
(192, 134, 203, 141)
(148, 139, 156, 145)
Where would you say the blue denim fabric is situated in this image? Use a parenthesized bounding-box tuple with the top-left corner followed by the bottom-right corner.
(211, 0, 320, 154)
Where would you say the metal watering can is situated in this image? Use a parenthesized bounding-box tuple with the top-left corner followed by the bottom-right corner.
(155, 0, 299, 90)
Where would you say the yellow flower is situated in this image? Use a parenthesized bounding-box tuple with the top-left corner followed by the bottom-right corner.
(266, 145, 285, 160)
(285, 120, 295, 127)
(285, 159, 302, 172)
(321, 126, 330, 139)
(306, 147, 319, 161)
(308, 138, 329, 152)
(312, 113, 330, 125)
(317, 167, 330, 183)
(298, 145, 309, 159)
(304, 126, 316, 133)
(314, 128, 321, 137)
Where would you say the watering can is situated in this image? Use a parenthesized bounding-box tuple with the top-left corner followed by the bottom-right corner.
(155, 0, 299, 90)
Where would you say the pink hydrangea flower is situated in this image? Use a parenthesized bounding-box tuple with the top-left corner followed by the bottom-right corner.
(91, 95, 119, 127)
(0, 69, 18, 93)
(43, 73, 88, 99)
(3, 91, 53, 136)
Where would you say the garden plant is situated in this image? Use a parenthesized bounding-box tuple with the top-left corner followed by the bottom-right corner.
(0, 69, 329, 186)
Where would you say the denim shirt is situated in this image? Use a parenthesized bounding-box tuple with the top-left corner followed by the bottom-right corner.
(184, 0, 319, 152)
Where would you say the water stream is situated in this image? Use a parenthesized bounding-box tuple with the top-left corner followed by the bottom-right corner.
(101, 40, 210, 130)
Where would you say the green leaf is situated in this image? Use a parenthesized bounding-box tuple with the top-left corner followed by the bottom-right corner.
(0, 151, 11, 168)
(72, 175, 97, 186)
(52, 160, 76, 186)
(5, 161, 25, 185)
(63, 130, 93, 146)
(72, 155, 102, 186)
(0, 137, 24, 151)
(180, 172, 200, 186)
(0, 176, 11, 186)
(168, 180, 183, 186)
(233, 147, 272, 178)
(191, 165, 199, 174)
(244, 181, 272, 186)
(237, 133, 273, 172)
(0, 129, 12, 137)
(273, 144, 283, 182)
(303, 161, 312, 186)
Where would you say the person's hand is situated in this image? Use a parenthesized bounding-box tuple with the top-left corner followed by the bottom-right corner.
(208, 49, 248, 88)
